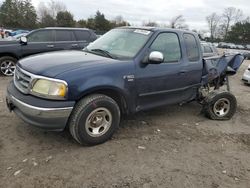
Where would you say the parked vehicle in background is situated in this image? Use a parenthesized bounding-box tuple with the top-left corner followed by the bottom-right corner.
(227, 43, 236, 49)
(6, 27, 245, 145)
(236, 45, 245, 49)
(201, 42, 219, 57)
(0, 27, 97, 76)
(6, 33, 29, 41)
(9, 29, 29, 37)
(245, 45, 250, 50)
(242, 65, 250, 84)
(4, 29, 13, 37)
(218, 42, 229, 48)
(213, 42, 219, 47)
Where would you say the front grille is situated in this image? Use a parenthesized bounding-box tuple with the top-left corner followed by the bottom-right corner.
(14, 66, 32, 94)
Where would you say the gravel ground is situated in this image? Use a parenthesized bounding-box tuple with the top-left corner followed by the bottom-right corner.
(0, 60, 250, 188)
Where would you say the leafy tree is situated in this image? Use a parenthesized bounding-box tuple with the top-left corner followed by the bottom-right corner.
(86, 18, 95, 30)
(226, 21, 250, 44)
(21, 0, 37, 28)
(77, 19, 87, 28)
(94, 11, 111, 31)
(40, 14, 56, 27)
(0, 0, 37, 29)
(56, 11, 75, 27)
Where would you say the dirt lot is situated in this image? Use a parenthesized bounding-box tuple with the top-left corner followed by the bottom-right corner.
(0, 60, 250, 188)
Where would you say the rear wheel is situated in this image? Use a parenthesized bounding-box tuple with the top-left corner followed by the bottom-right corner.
(69, 94, 120, 145)
(204, 91, 237, 120)
(0, 56, 17, 76)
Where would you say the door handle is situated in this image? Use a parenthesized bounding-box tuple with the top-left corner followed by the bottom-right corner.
(71, 44, 78, 47)
(47, 45, 54, 48)
(179, 70, 187, 75)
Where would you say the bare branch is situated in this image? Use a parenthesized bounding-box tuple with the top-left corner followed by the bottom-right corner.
(170, 15, 188, 30)
(206, 13, 221, 39)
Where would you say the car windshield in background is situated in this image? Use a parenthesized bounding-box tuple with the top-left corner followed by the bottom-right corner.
(86, 28, 152, 59)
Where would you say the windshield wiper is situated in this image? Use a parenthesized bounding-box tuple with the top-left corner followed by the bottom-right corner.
(90, 49, 117, 59)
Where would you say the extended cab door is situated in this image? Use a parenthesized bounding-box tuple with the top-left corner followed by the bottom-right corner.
(136, 32, 202, 111)
(21, 30, 55, 57)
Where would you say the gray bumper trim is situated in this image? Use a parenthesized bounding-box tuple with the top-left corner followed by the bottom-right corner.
(10, 95, 73, 117)
(7, 94, 73, 130)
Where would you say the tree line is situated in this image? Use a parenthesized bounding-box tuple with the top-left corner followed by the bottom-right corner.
(0, 0, 130, 31)
(206, 7, 250, 44)
(0, 0, 249, 44)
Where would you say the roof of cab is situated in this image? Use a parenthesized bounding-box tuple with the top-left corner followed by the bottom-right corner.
(44, 27, 90, 30)
(118, 26, 197, 35)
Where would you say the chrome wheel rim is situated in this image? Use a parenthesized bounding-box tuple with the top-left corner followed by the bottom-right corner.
(85, 107, 112, 137)
(213, 98, 230, 117)
(0, 60, 16, 76)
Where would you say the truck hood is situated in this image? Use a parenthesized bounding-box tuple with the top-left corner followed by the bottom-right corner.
(18, 50, 120, 77)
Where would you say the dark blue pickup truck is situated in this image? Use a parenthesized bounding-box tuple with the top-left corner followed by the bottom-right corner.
(6, 27, 245, 145)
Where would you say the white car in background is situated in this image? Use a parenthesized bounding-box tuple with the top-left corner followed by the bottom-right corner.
(242, 64, 250, 84)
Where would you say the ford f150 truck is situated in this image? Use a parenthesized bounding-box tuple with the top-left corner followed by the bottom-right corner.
(6, 27, 245, 145)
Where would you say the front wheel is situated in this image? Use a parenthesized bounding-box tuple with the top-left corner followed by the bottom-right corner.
(0, 56, 17, 76)
(203, 91, 237, 120)
(69, 94, 120, 145)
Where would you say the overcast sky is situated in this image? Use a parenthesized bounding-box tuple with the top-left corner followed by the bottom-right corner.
(32, 0, 250, 30)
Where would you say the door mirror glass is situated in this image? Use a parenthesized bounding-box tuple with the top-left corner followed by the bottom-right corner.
(20, 36, 27, 44)
(148, 51, 164, 64)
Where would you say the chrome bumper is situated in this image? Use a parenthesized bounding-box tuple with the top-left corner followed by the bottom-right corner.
(6, 94, 73, 131)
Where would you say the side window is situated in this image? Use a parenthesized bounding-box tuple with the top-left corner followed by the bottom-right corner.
(183, 34, 200, 61)
(55, 30, 76, 41)
(28, 30, 53, 42)
(74, 30, 90, 41)
(150, 33, 181, 63)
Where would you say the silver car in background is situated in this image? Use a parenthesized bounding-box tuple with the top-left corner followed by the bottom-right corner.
(201, 42, 220, 58)
(242, 64, 250, 84)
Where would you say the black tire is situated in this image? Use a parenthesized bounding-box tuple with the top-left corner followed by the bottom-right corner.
(203, 91, 237, 120)
(0, 56, 17, 76)
(68, 94, 120, 145)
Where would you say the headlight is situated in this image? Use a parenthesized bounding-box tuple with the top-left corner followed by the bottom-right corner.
(31, 79, 67, 100)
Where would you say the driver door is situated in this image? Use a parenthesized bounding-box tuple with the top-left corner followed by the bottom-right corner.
(136, 32, 189, 110)
(21, 30, 55, 57)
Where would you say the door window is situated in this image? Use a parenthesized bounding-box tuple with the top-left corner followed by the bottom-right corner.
(183, 34, 200, 61)
(28, 30, 54, 42)
(74, 30, 90, 41)
(150, 33, 181, 63)
(55, 30, 76, 41)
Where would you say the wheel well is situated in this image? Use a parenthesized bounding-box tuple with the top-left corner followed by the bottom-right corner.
(0, 53, 19, 60)
(79, 89, 128, 115)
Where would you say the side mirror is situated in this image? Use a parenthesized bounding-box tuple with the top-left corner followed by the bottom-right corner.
(148, 51, 164, 64)
(20, 36, 27, 45)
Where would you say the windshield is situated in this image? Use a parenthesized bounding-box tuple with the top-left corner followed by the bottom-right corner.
(86, 28, 152, 59)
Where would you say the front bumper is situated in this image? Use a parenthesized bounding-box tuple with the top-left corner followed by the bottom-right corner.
(6, 81, 75, 130)
(242, 69, 250, 84)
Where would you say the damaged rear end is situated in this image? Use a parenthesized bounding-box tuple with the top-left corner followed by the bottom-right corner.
(202, 53, 245, 90)
(198, 53, 246, 120)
